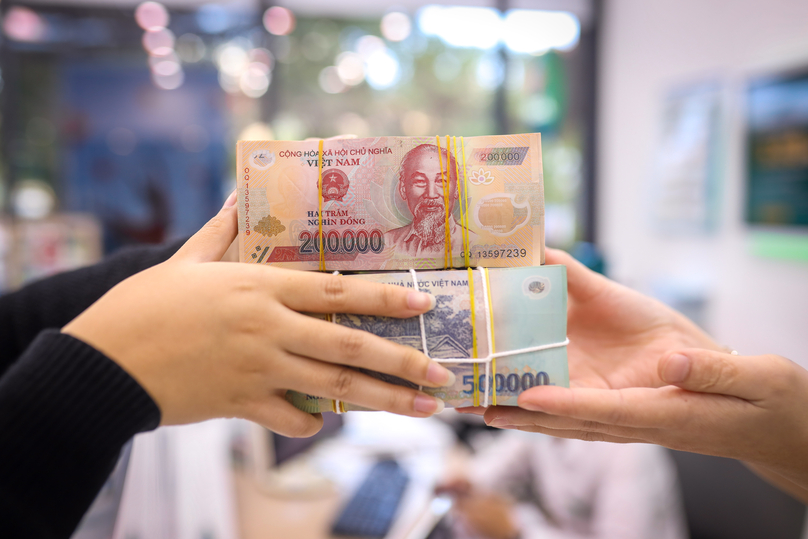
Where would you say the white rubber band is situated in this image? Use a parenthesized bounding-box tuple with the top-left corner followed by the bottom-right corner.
(409, 269, 430, 357)
(479, 267, 492, 406)
(410, 269, 427, 392)
(411, 266, 569, 407)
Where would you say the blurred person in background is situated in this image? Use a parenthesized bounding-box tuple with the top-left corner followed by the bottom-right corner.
(464, 248, 808, 505)
(0, 193, 453, 538)
(439, 431, 686, 539)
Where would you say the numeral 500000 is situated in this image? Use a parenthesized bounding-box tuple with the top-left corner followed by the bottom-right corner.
(462, 371, 550, 395)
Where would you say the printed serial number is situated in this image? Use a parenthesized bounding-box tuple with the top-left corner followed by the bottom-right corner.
(473, 248, 528, 258)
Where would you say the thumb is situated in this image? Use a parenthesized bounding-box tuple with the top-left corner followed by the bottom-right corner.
(545, 247, 609, 302)
(173, 190, 238, 263)
(658, 348, 764, 400)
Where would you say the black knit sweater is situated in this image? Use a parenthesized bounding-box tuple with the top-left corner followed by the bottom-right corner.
(0, 240, 183, 538)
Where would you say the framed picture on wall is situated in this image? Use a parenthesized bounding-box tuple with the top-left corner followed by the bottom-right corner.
(746, 67, 808, 228)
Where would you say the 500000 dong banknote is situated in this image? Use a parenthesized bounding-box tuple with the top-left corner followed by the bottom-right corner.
(237, 134, 544, 271)
(286, 265, 568, 413)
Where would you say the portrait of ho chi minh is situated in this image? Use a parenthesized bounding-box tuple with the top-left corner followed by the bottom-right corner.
(384, 143, 477, 258)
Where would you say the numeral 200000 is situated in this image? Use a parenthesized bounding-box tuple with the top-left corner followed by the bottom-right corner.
(299, 229, 385, 254)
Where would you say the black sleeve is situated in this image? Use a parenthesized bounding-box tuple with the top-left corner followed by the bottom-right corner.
(0, 330, 161, 539)
(0, 239, 185, 376)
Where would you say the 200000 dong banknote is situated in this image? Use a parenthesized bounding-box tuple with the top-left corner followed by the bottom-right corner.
(237, 134, 544, 271)
(286, 265, 568, 413)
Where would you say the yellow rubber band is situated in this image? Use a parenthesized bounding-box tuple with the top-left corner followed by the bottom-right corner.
(318, 139, 326, 272)
(445, 135, 453, 267)
(483, 267, 497, 406)
(468, 267, 479, 407)
(460, 137, 472, 267)
(453, 137, 470, 268)
(435, 135, 452, 269)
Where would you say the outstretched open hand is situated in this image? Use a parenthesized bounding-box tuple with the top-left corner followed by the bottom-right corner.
(458, 247, 721, 419)
(545, 248, 723, 390)
(466, 248, 808, 502)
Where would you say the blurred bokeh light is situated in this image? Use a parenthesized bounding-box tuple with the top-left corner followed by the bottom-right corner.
(263, 6, 295, 36)
(135, 2, 169, 32)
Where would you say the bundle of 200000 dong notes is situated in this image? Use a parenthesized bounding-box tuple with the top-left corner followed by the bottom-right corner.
(237, 134, 545, 271)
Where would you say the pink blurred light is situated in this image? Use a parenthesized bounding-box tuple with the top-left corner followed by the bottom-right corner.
(263, 7, 295, 36)
(249, 47, 275, 71)
(152, 59, 181, 77)
(381, 12, 411, 42)
(3, 6, 47, 43)
(135, 2, 170, 31)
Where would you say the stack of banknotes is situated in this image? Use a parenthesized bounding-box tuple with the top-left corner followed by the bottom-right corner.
(236, 134, 569, 411)
(237, 134, 544, 270)
(288, 266, 568, 412)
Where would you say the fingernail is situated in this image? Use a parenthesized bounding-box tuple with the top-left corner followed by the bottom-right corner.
(662, 354, 691, 383)
(487, 417, 512, 428)
(407, 291, 436, 311)
(427, 362, 456, 386)
(414, 395, 444, 414)
(223, 189, 237, 208)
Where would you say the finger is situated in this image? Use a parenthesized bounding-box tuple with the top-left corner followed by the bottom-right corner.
(283, 353, 444, 417)
(173, 190, 238, 263)
(483, 406, 649, 440)
(544, 247, 609, 302)
(247, 394, 324, 438)
(517, 384, 718, 429)
(455, 406, 486, 416)
(659, 349, 772, 401)
(270, 270, 436, 318)
(512, 425, 646, 444)
(283, 312, 454, 387)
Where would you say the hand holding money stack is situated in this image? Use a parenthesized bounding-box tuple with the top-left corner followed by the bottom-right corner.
(236, 134, 568, 412)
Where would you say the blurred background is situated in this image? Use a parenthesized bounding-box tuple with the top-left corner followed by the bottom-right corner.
(0, 0, 594, 288)
(1, 0, 807, 538)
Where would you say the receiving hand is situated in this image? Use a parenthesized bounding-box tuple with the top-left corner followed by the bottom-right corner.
(457, 246, 721, 416)
(63, 192, 453, 437)
(473, 248, 808, 501)
(486, 349, 808, 499)
(540, 248, 722, 390)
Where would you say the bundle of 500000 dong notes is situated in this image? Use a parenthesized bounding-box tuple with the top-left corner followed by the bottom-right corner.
(287, 265, 569, 413)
